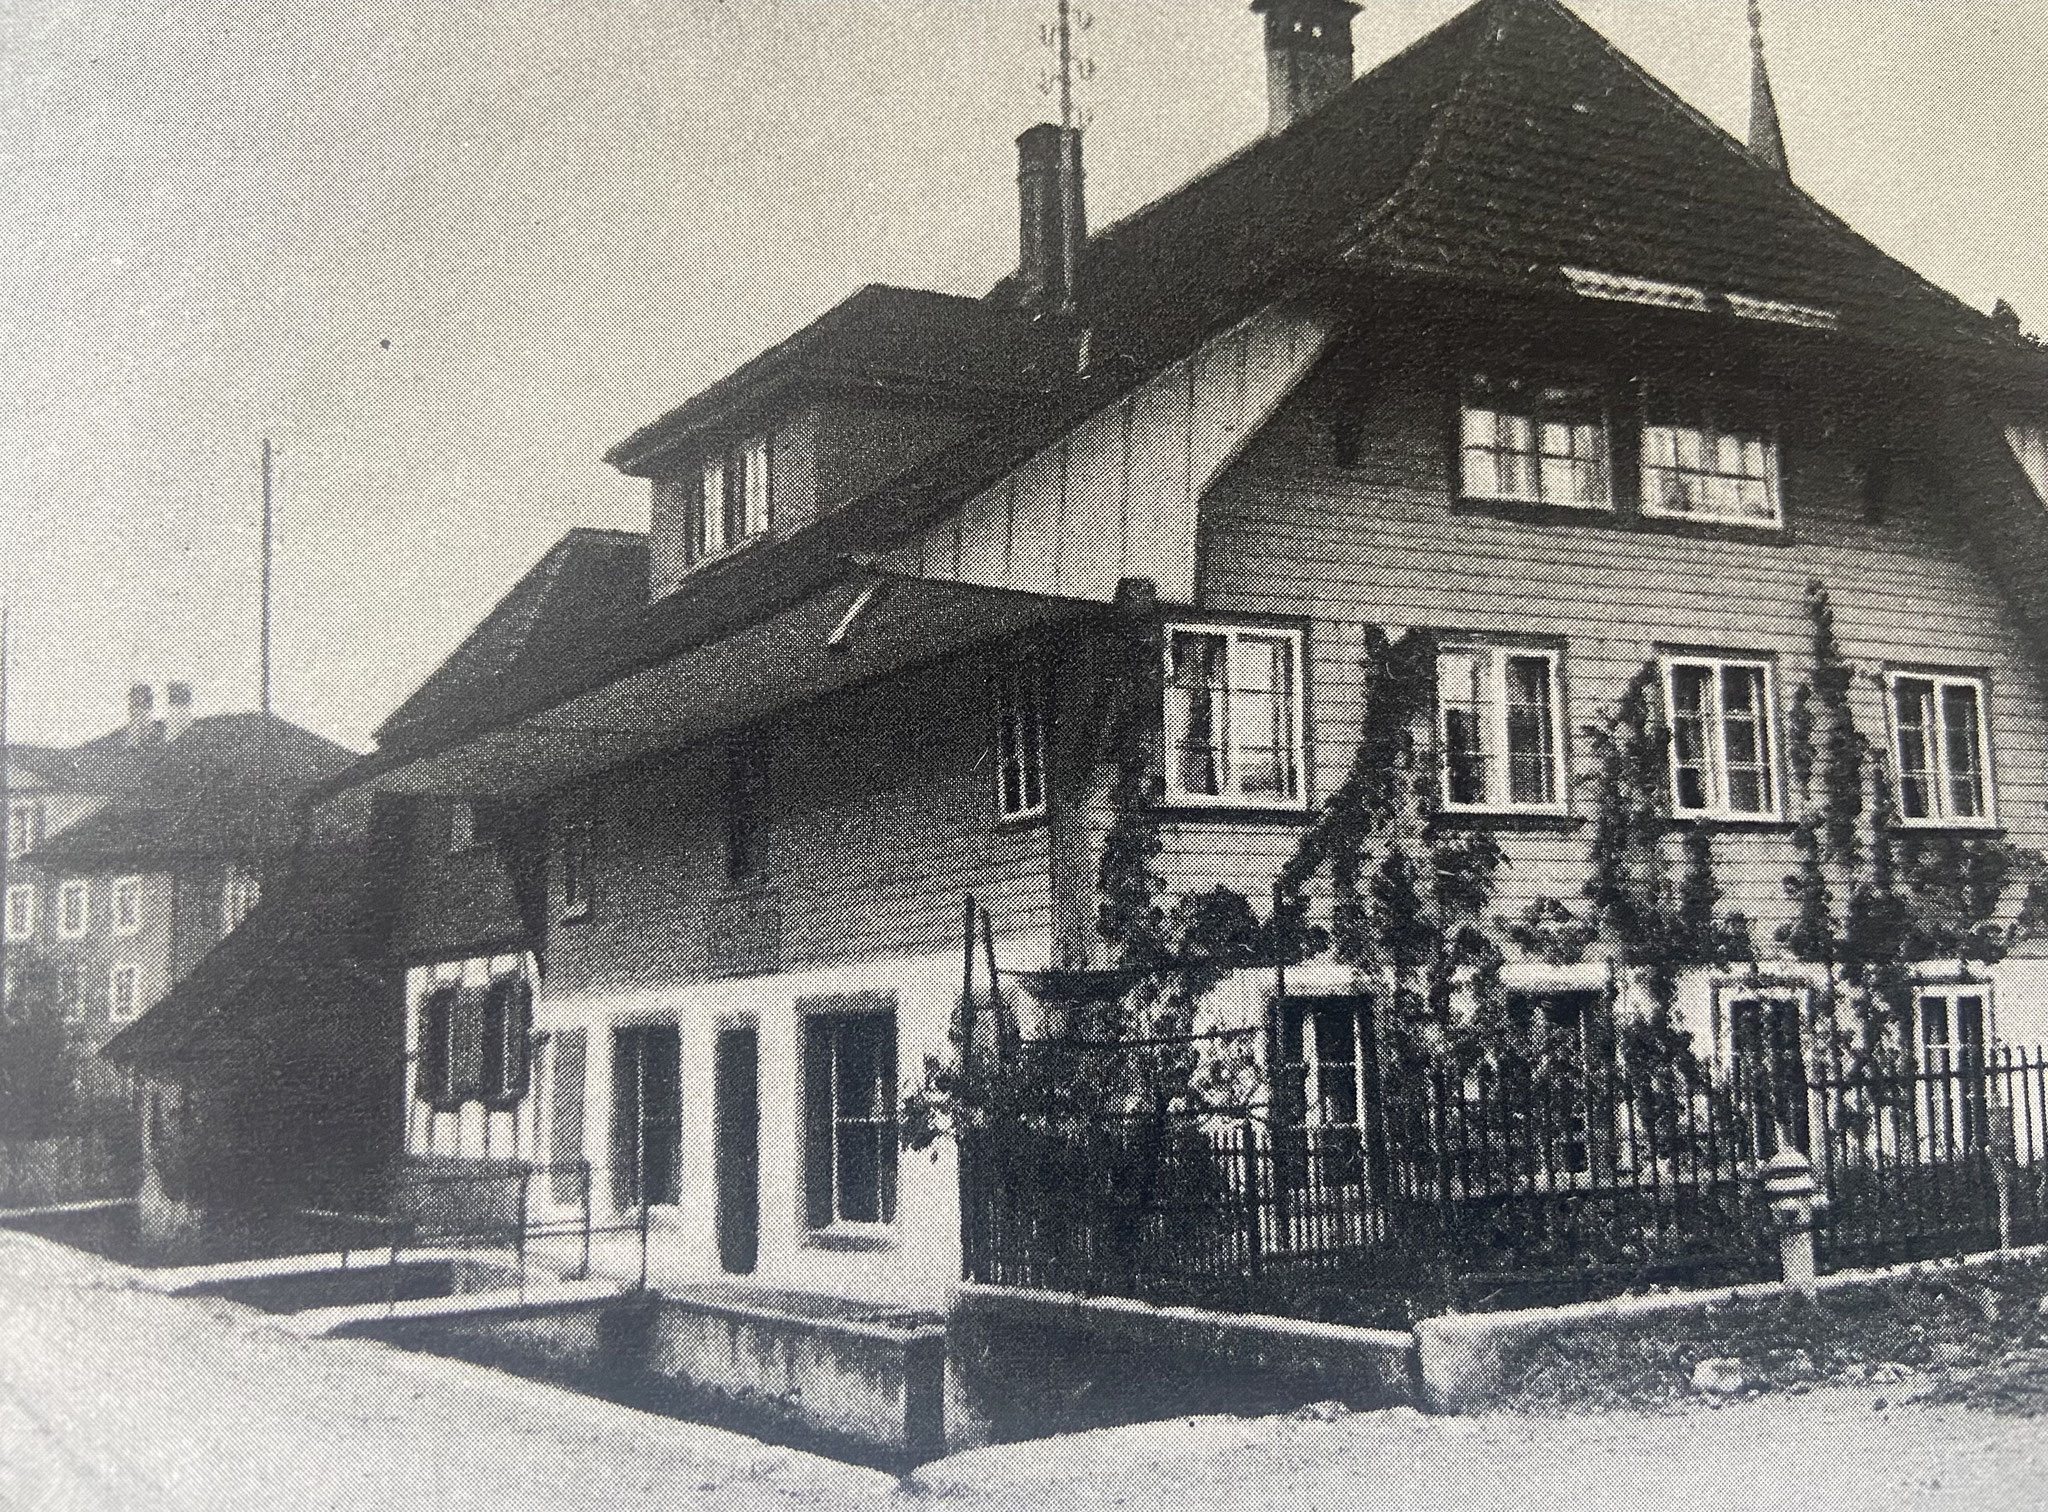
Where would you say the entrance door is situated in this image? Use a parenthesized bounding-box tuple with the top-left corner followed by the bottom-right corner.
(715, 1027, 760, 1274)
(612, 1025, 681, 1210)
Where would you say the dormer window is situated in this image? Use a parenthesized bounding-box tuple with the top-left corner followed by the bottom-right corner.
(1639, 385, 1781, 527)
(2008, 424, 2048, 504)
(697, 434, 773, 561)
(1460, 376, 1611, 510)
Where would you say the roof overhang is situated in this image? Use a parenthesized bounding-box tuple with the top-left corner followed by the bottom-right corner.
(360, 569, 1107, 801)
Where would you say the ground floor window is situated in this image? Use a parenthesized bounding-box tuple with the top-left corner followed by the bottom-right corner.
(1917, 986, 1990, 1156)
(803, 1005, 898, 1228)
(1724, 988, 1809, 1156)
(612, 1025, 682, 1210)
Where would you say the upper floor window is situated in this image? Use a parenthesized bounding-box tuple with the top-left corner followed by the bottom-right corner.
(1164, 623, 1306, 809)
(6, 803, 42, 859)
(726, 738, 770, 886)
(446, 802, 477, 855)
(698, 435, 772, 561)
(993, 652, 1049, 822)
(1639, 386, 1781, 527)
(222, 868, 261, 933)
(1888, 672, 1994, 827)
(1663, 656, 1779, 818)
(1437, 645, 1566, 813)
(559, 795, 597, 920)
(2008, 424, 2048, 505)
(1460, 376, 1611, 510)
(3, 885, 33, 941)
(112, 877, 142, 936)
(58, 881, 89, 939)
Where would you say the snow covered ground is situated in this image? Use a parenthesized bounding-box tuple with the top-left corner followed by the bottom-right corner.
(1, 1228, 2041, 1511)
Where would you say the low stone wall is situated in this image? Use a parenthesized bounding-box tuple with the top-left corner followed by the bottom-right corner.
(948, 1282, 1417, 1444)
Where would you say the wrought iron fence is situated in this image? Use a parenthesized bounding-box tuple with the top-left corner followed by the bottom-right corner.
(961, 1042, 2048, 1319)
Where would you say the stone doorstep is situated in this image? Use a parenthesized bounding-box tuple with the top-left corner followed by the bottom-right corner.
(284, 1277, 632, 1338)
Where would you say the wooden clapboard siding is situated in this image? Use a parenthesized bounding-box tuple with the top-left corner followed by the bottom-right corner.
(885, 306, 1334, 604)
(542, 643, 1052, 996)
(1164, 348, 2048, 944)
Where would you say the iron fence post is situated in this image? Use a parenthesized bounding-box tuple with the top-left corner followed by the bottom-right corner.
(638, 1190, 651, 1293)
(515, 1165, 531, 1301)
(579, 1160, 593, 1280)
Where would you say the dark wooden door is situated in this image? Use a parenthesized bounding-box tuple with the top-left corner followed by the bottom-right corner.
(715, 1027, 760, 1274)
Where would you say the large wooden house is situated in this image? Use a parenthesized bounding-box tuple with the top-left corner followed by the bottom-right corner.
(317, 0, 2048, 1301)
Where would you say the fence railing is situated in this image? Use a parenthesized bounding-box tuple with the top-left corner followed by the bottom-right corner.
(299, 1158, 653, 1310)
(961, 1043, 2048, 1318)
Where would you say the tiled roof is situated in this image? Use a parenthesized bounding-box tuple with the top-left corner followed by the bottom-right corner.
(376, 528, 648, 747)
(29, 713, 356, 869)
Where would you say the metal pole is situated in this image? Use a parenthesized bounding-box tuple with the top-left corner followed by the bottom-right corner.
(579, 1160, 592, 1280)
(0, 601, 9, 1021)
(260, 439, 273, 720)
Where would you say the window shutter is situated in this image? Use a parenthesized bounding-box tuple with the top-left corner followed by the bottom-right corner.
(803, 1021, 835, 1229)
(450, 984, 487, 1099)
(508, 980, 533, 1098)
(417, 989, 454, 1102)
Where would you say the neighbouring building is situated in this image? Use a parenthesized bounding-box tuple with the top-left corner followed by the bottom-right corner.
(306, 0, 2048, 1303)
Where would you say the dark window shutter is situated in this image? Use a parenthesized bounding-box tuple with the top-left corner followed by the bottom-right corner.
(418, 989, 455, 1102)
(508, 980, 533, 1098)
(803, 1019, 835, 1229)
(450, 984, 486, 1099)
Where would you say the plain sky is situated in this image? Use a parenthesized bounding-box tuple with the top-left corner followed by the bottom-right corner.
(3, 0, 2045, 751)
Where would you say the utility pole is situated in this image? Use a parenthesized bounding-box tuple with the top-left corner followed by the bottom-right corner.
(261, 437, 274, 721)
(1, 601, 11, 1020)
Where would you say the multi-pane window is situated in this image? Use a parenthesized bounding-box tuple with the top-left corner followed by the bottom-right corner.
(1278, 998, 1369, 1134)
(803, 1010, 898, 1228)
(112, 878, 142, 935)
(1460, 377, 1611, 509)
(1437, 646, 1566, 811)
(6, 803, 42, 859)
(1639, 388, 1781, 526)
(993, 653, 1049, 822)
(222, 869, 261, 933)
(1917, 988, 1990, 1155)
(1164, 624, 1305, 808)
(59, 882, 89, 939)
(4, 885, 34, 941)
(1663, 657, 1779, 817)
(110, 965, 141, 1021)
(1889, 673, 1994, 826)
(1726, 988, 1809, 1156)
(697, 435, 773, 561)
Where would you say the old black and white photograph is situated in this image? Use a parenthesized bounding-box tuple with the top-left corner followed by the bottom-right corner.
(5, 1, 2048, 1505)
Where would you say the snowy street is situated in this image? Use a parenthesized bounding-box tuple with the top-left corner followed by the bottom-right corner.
(2, 1230, 2045, 1512)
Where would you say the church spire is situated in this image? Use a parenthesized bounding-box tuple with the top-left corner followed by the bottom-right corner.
(1747, 0, 1789, 175)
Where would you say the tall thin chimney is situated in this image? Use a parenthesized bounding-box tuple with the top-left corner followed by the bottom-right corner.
(1017, 122, 1087, 309)
(165, 681, 194, 742)
(1251, 0, 1361, 135)
(126, 683, 156, 748)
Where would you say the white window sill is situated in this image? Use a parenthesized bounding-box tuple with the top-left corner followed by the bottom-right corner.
(804, 1224, 898, 1253)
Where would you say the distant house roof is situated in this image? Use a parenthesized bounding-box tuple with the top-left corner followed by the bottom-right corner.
(101, 843, 398, 1075)
(29, 713, 357, 871)
(337, 0, 2048, 789)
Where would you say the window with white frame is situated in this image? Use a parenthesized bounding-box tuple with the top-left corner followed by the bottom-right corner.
(1437, 645, 1566, 811)
(1888, 672, 1994, 826)
(1663, 656, 1779, 817)
(1164, 623, 1306, 808)
(112, 877, 142, 935)
(110, 965, 141, 1021)
(6, 803, 42, 859)
(3, 885, 33, 941)
(993, 652, 1049, 822)
(1460, 376, 1612, 509)
(1639, 386, 1782, 526)
(1277, 997, 1370, 1135)
(58, 881, 89, 939)
(222, 868, 261, 933)
(697, 434, 772, 561)
(1723, 986, 1809, 1155)
(803, 1006, 898, 1228)
(1916, 985, 1990, 1154)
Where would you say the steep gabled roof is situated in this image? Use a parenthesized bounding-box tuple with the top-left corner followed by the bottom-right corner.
(376, 528, 648, 747)
(29, 713, 356, 870)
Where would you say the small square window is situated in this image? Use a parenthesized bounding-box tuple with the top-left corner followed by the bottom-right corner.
(993, 652, 1049, 822)
(1460, 377, 1612, 510)
(1639, 386, 1782, 527)
(1163, 623, 1307, 809)
(59, 881, 90, 938)
(222, 869, 261, 932)
(1663, 656, 1780, 818)
(1888, 672, 1995, 827)
(1437, 645, 1567, 812)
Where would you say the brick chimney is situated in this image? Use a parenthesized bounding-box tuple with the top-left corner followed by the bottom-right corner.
(1251, 0, 1361, 135)
(1017, 122, 1086, 309)
(125, 683, 156, 747)
(164, 681, 194, 742)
